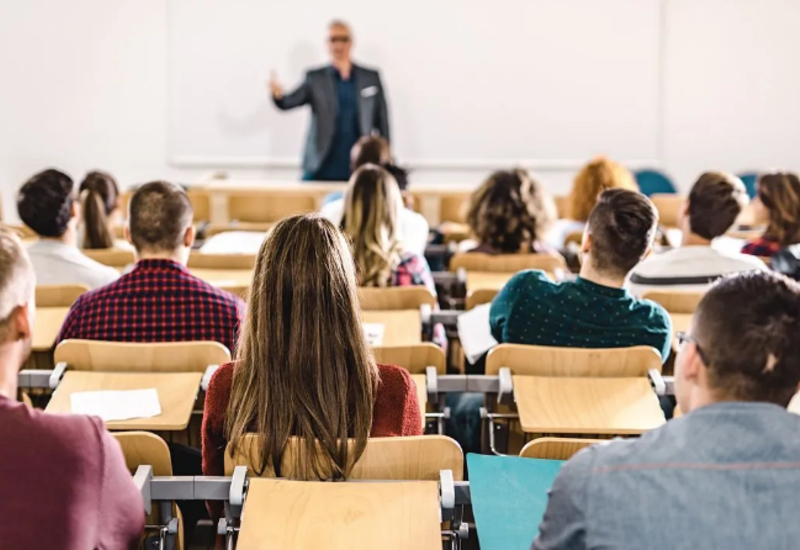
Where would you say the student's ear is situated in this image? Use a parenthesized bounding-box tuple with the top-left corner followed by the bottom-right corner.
(581, 231, 592, 255)
(124, 225, 133, 245)
(678, 200, 689, 229)
(183, 225, 196, 248)
(642, 245, 653, 261)
(12, 304, 33, 342)
(70, 199, 80, 222)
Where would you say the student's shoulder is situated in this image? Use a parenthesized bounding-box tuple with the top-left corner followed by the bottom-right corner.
(184, 273, 245, 310)
(22, 405, 107, 463)
(505, 269, 558, 292)
(634, 295, 671, 326)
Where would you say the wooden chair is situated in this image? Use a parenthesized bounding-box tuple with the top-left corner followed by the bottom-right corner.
(519, 437, 605, 460)
(564, 230, 584, 248)
(450, 252, 567, 274)
(225, 435, 464, 481)
(113, 432, 184, 550)
(359, 286, 436, 311)
(643, 290, 703, 314)
(83, 248, 135, 268)
(465, 289, 498, 309)
(54, 340, 231, 372)
(35, 284, 89, 308)
(187, 252, 256, 270)
(204, 222, 273, 238)
(486, 343, 663, 377)
(228, 191, 317, 223)
(372, 343, 446, 375)
(553, 195, 569, 219)
(359, 287, 437, 346)
(650, 194, 684, 229)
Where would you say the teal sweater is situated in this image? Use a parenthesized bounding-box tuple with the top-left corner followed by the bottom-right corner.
(489, 270, 672, 361)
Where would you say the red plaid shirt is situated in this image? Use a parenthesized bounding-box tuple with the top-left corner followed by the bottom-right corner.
(57, 259, 245, 354)
(742, 236, 782, 258)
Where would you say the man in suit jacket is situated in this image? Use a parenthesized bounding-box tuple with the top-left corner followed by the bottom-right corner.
(270, 20, 391, 181)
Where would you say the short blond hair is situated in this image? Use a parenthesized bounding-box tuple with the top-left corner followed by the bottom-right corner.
(0, 228, 34, 332)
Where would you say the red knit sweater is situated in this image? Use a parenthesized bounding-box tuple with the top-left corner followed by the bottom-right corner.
(201, 362, 423, 476)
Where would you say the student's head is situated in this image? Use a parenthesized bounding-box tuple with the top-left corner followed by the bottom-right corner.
(351, 136, 392, 171)
(17, 169, 77, 239)
(327, 19, 352, 64)
(753, 172, 800, 247)
(226, 214, 378, 480)
(466, 169, 556, 253)
(582, 188, 658, 280)
(126, 181, 194, 263)
(675, 271, 800, 413)
(682, 172, 748, 241)
(341, 164, 404, 287)
(0, 228, 35, 371)
(569, 157, 638, 222)
(79, 171, 121, 250)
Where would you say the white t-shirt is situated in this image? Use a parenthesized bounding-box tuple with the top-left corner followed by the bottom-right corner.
(628, 245, 767, 297)
(320, 198, 430, 256)
(27, 240, 120, 289)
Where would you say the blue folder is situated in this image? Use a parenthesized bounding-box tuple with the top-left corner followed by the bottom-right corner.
(467, 453, 564, 550)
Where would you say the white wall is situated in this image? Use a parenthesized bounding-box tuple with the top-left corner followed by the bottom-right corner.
(2, 0, 800, 222)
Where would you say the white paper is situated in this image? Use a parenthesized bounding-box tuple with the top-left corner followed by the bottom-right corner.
(457, 304, 498, 365)
(363, 323, 385, 347)
(70, 389, 162, 422)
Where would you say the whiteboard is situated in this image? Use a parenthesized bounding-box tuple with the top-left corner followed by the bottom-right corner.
(168, 0, 662, 168)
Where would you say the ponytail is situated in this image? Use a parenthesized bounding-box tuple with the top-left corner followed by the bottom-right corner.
(81, 188, 114, 249)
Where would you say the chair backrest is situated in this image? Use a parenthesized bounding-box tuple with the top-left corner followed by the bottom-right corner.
(204, 222, 274, 238)
(187, 252, 256, 270)
(83, 248, 135, 268)
(228, 191, 318, 223)
(466, 289, 498, 310)
(650, 194, 684, 228)
(633, 169, 677, 197)
(642, 290, 704, 314)
(225, 435, 464, 481)
(113, 431, 173, 476)
(54, 340, 231, 372)
(372, 343, 446, 374)
(35, 284, 89, 308)
(485, 344, 662, 377)
(737, 172, 759, 199)
(519, 437, 605, 460)
(359, 286, 436, 311)
(449, 252, 567, 274)
(553, 195, 569, 219)
(564, 230, 584, 247)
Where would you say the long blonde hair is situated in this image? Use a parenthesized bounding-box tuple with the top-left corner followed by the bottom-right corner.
(225, 214, 379, 480)
(341, 164, 404, 287)
(569, 157, 638, 221)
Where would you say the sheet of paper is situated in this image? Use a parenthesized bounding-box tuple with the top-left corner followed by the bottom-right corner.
(70, 388, 162, 422)
(457, 304, 498, 364)
(362, 323, 385, 347)
(467, 454, 564, 550)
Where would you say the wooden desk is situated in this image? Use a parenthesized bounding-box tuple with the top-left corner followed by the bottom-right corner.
(190, 268, 253, 290)
(410, 374, 428, 428)
(45, 371, 202, 431)
(237, 478, 442, 550)
(362, 310, 421, 346)
(513, 375, 666, 435)
(33, 307, 70, 352)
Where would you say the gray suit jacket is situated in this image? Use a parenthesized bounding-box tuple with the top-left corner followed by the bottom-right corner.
(273, 64, 390, 174)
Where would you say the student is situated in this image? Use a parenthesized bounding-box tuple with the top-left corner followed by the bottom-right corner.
(742, 172, 800, 257)
(202, 214, 422, 480)
(491, 189, 671, 361)
(57, 181, 244, 353)
(548, 156, 638, 249)
(533, 271, 800, 550)
(17, 168, 120, 289)
(341, 164, 437, 294)
(463, 168, 559, 255)
(78, 170, 130, 250)
(0, 228, 143, 549)
(322, 139, 429, 255)
(629, 171, 766, 295)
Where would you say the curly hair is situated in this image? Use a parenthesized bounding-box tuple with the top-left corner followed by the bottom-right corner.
(466, 169, 556, 253)
(758, 172, 800, 246)
(569, 157, 638, 222)
(17, 168, 75, 238)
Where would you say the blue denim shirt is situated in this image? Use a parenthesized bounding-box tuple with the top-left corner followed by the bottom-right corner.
(314, 66, 360, 181)
(533, 402, 800, 550)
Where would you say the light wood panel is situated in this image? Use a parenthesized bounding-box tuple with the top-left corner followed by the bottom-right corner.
(361, 310, 421, 347)
(466, 288, 499, 309)
(359, 286, 436, 311)
(372, 344, 446, 375)
(46, 371, 202, 431)
(35, 285, 89, 308)
(226, 435, 464, 481)
(229, 192, 318, 223)
(466, 272, 515, 292)
(54, 340, 231, 372)
(237, 478, 442, 550)
(513, 376, 666, 435)
(83, 248, 135, 268)
(32, 307, 70, 352)
(189, 268, 253, 290)
(650, 194, 684, 229)
(520, 437, 605, 460)
(114, 431, 173, 476)
(486, 344, 663, 377)
(204, 222, 273, 237)
(553, 195, 569, 219)
(450, 252, 567, 274)
(187, 252, 256, 270)
(643, 291, 703, 314)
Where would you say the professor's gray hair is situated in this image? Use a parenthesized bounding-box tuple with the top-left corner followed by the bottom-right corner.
(0, 228, 34, 326)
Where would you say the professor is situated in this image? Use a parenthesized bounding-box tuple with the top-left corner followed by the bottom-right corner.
(269, 20, 391, 181)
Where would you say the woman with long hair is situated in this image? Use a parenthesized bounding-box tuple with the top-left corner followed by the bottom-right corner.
(78, 171, 126, 250)
(742, 172, 800, 257)
(465, 168, 559, 255)
(202, 214, 422, 481)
